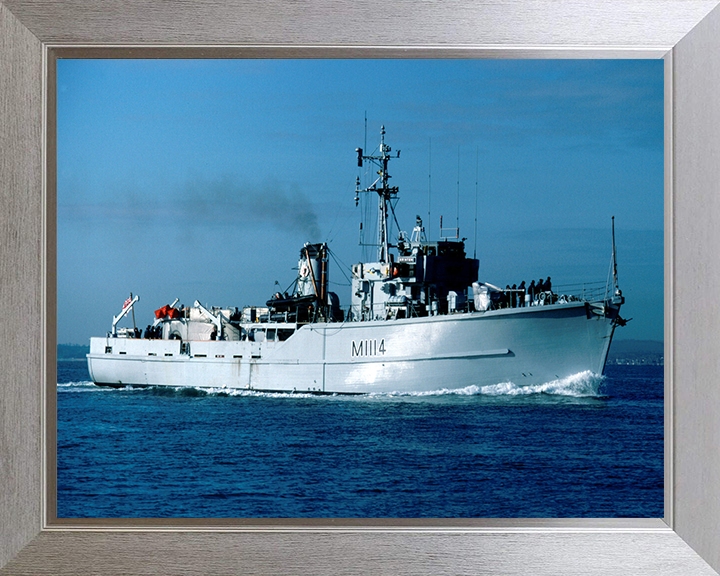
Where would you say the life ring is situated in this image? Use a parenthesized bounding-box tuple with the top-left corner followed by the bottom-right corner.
(300, 263, 310, 278)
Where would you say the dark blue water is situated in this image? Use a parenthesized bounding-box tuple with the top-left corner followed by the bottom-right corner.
(57, 360, 663, 518)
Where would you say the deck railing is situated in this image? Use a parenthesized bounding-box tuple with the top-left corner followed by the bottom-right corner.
(340, 279, 612, 320)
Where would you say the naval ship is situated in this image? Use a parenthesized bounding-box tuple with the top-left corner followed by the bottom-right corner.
(87, 127, 625, 394)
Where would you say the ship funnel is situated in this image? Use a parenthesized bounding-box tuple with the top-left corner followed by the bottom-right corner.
(297, 243, 328, 301)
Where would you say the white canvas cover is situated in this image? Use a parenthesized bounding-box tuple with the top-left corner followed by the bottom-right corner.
(187, 321, 216, 341)
(190, 307, 212, 322)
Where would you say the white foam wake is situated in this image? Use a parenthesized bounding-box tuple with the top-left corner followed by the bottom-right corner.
(56, 380, 95, 388)
(375, 371, 605, 398)
(476, 370, 604, 397)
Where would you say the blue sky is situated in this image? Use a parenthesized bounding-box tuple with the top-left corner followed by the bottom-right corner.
(57, 59, 663, 344)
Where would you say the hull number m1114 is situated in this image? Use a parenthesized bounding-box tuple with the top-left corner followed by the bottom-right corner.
(351, 339, 386, 357)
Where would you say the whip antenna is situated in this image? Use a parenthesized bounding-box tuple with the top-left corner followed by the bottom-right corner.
(428, 137, 432, 238)
(474, 146, 479, 259)
(456, 145, 460, 237)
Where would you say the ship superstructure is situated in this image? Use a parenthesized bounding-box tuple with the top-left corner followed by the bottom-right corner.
(350, 127, 479, 322)
(87, 127, 625, 394)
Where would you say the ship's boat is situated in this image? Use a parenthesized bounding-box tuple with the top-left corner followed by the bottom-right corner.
(87, 127, 625, 394)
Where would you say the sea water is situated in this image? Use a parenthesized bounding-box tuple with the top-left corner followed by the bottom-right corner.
(57, 360, 663, 518)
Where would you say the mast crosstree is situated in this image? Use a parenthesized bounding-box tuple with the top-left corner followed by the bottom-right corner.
(355, 125, 400, 263)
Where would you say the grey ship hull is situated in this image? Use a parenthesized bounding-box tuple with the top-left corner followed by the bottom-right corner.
(88, 300, 617, 394)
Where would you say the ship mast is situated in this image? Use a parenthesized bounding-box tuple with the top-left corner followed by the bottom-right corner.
(355, 125, 400, 263)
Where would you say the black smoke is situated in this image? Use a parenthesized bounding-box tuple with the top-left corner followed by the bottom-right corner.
(184, 176, 321, 240)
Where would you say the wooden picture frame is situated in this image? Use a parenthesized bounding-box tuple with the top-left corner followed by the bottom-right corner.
(2, 1, 720, 574)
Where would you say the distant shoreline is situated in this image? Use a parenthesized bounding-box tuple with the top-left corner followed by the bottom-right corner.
(57, 344, 90, 360)
(606, 339, 664, 366)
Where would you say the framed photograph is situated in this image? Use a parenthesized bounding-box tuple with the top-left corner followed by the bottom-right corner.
(53, 56, 666, 523)
(2, 1, 720, 574)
